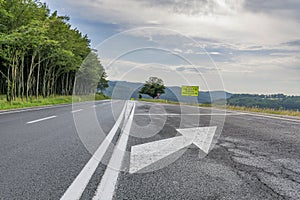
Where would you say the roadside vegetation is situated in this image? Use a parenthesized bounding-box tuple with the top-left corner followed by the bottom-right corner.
(227, 94, 300, 111)
(225, 94, 300, 117)
(137, 98, 179, 105)
(139, 77, 166, 99)
(136, 98, 212, 107)
(137, 78, 299, 117)
(224, 105, 300, 117)
(0, 94, 109, 110)
(0, 0, 109, 110)
(134, 98, 300, 117)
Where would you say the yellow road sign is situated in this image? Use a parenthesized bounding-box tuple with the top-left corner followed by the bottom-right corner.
(181, 86, 199, 96)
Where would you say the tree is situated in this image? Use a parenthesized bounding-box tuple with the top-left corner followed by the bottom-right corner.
(75, 51, 104, 94)
(0, 0, 105, 101)
(97, 71, 108, 94)
(139, 77, 165, 99)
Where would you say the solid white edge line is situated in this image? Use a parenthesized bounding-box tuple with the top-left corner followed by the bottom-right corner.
(134, 113, 246, 116)
(0, 100, 114, 115)
(93, 101, 136, 200)
(26, 116, 57, 124)
(242, 112, 300, 123)
(137, 102, 300, 123)
(0, 105, 70, 115)
(60, 101, 128, 200)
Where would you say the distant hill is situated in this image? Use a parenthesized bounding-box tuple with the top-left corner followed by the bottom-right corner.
(227, 94, 300, 111)
(102, 81, 300, 110)
(103, 81, 232, 103)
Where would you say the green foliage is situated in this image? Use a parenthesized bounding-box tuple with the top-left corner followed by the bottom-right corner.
(97, 72, 109, 93)
(224, 105, 300, 117)
(75, 52, 104, 94)
(0, 0, 107, 103)
(227, 94, 300, 111)
(139, 77, 166, 99)
(0, 94, 110, 110)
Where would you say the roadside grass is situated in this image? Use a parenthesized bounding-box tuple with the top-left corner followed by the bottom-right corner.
(134, 98, 300, 117)
(135, 98, 212, 107)
(223, 105, 300, 117)
(137, 98, 180, 105)
(0, 93, 109, 110)
(72, 93, 110, 102)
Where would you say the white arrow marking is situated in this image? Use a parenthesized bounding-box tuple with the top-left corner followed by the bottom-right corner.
(129, 126, 217, 174)
(176, 126, 217, 154)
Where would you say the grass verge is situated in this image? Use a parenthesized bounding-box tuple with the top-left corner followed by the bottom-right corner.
(0, 93, 109, 111)
(137, 98, 180, 105)
(135, 98, 212, 107)
(224, 105, 300, 117)
(134, 98, 300, 117)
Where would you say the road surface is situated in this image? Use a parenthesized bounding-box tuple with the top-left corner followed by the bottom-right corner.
(1, 100, 300, 199)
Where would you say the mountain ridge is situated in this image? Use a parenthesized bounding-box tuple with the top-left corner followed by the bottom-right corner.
(103, 80, 232, 103)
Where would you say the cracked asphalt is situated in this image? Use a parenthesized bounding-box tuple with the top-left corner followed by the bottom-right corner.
(114, 101, 300, 200)
(1, 101, 299, 199)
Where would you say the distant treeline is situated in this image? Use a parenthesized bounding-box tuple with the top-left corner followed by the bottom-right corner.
(227, 94, 300, 111)
(0, 0, 106, 101)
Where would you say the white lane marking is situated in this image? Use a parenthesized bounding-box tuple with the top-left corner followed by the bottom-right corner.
(71, 109, 83, 113)
(177, 126, 217, 154)
(137, 102, 300, 123)
(134, 113, 245, 116)
(179, 106, 300, 123)
(26, 116, 57, 124)
(93, 102, 135, 200)
(130, 136, 190, 174)
(94, 101, 114, 107)
(0, 104, 70, 115)
(74, 101, 114, 111)
(60, 101, 128, 200)
(130, 126, 217, 174)
(136, 101, 224, 111)
(0, 100, 114, 115)
(242, 112, 300, 123)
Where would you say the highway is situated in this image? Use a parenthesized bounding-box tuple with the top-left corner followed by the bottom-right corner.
(1, 100, 300, 199)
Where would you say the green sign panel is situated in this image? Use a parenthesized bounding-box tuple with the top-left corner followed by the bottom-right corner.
(181, 86, 199, 96)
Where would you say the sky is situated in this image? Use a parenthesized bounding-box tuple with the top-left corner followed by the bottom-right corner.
(42, 0, 300, 95)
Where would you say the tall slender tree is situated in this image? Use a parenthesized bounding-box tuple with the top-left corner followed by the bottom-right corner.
(0, 0, 106, 101)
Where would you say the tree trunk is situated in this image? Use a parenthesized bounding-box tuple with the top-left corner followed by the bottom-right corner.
(26, 50, 37, 100)
(36, 54, 41, 99)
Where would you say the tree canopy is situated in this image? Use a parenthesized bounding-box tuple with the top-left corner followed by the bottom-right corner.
(139, 77, 166, 99)
(227, 94, 300, 111)
(0, 0, 107, 101)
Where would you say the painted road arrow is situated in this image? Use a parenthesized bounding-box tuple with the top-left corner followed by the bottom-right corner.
(129, 126, 217, 174)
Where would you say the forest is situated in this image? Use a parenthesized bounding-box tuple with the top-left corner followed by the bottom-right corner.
(0, 0, 107, 102)
(227, 94, 300, 111)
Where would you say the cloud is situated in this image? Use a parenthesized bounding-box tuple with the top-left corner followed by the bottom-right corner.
(43, 0, 300, 49)
(244, 0, 300, 12)
(176, 65, 216, 73)
(55, 0, 300, 47)
(209, 51, 221, 55)
(283, 39, 300, 47)
(173, 48, 183, 53)
(43, 0, 300, 94)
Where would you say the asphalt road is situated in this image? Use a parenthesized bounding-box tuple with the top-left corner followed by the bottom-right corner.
(1, 100, 300, 200)
(115, 102, 300, 200)
(0, 100, 125, 199)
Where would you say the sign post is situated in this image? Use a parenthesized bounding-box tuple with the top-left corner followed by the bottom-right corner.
(181, 86, 199, 96)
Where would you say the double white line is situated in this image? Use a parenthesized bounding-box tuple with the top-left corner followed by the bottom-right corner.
(61, 101, 135, 200)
